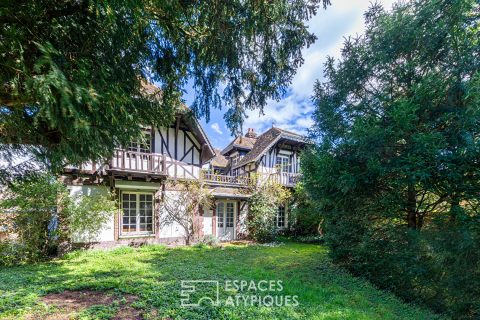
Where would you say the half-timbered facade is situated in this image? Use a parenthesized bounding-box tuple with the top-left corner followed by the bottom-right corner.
(62, 109, 307, 247)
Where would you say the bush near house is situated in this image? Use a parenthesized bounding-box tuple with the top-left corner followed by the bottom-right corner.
(289, 183, 323, 237)
(246, 181, 291, 242)
(0, 174, 116, 266)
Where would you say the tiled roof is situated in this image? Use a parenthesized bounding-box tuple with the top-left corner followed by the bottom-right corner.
(212, 187, 252, 199)
(221, 136, 257, 155)
(233, 127, 306, 168)
(210, 148, 228, 168)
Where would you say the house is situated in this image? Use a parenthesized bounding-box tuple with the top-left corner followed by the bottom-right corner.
(62, 109, 308, 247)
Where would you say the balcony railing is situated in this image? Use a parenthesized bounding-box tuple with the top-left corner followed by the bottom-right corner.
(201, 172, 253, 186)
(91, 149, 302, 187)
(267, 172, 302, 187)
(201, 171, 301, 187)
(110, 149, 166, 174)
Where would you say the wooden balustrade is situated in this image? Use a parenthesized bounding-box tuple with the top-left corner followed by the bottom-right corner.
(107, 149, 301, 187)
(201, 172, 301, 187)
(110, 149, 166, 174)
(267, 172, 302, 187)
(201, 172, 252, 186)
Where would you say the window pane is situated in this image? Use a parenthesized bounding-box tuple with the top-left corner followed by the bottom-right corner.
(122, 193, 137, 234)
(216, 202, 225, 228)
(217, 214, 224, 228)
(122, 193, 154, 234)
(277, 206, 285, 227)
(137, 193, 154, 233)
(225, 203, 234, 228)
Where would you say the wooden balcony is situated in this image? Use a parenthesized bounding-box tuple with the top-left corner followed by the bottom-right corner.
(67, 149, 302, 187)
(201, 172, 253, 187)
(267, 172, 302, 187)
(109, 149, 166, 175)
(201, 171, 301, 187)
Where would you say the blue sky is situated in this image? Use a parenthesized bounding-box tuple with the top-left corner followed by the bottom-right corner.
(184, 0, 397, 149)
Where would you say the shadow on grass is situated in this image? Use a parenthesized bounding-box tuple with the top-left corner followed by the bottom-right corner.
(0, 243, 441, 320)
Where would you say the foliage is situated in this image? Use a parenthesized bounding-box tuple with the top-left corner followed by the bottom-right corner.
(246, 181, 291, 242)
(161, 181, 213, 245)
(283, 234, 324, 244)
(0, 174, 68, 264)
(303, 0, 480, 318)
(0, 243, 439, 319)
(67, 189, 117, 244)
(0, 174, 116, 265)
(289, 182, 323, 236)
(0, 0, 330, 174)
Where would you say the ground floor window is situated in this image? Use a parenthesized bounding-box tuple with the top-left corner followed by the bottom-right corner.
(276, 206, 286, 228)
(121, 192, 154, 235)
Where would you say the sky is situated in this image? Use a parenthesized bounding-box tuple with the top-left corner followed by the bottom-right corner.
(184, 0, 397, 149)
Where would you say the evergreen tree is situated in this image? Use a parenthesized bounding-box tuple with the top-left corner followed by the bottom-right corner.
(0, 0, 330, 172)
(303, 1, 480, 317)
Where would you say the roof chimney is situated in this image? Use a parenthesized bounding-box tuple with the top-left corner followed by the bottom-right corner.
(245, 128, 257, 138)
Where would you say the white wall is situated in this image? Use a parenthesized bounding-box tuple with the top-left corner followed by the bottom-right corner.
(155, 127, 202, 179)
(237, 201, 249, 237)
(68, 185, 115, 243)
(158, 190, 188, 238)
(202, 205, 213, 236)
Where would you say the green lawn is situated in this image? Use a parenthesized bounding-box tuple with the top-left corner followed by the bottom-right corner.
(0, 242, 440, 319)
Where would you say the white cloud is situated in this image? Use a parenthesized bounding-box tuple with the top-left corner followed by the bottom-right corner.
(243, 94, 314, 136)
(243, 0, 398, 137)
(292, 0, 398, 97)
(190, 0, 399, 145)
(210, 122, 223, 135)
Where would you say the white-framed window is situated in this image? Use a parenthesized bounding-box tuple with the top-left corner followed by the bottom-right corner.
(217, 202, 224, 228)
(276, 206, 286, 228)
(121, 192, 154, 235)
(276, 155, 291, 173)
(226, 202, 234, 228)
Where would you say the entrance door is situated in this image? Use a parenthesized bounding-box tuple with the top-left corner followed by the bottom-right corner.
(216, 201, 236, 240)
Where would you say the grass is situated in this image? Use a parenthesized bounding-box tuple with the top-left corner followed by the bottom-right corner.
(0, 242, 440, 319)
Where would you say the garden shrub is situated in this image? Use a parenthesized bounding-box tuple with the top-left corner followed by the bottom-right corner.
(246, 181, 291, 242)
(0, 173, 116, 265)
(289, 183, 323, 236)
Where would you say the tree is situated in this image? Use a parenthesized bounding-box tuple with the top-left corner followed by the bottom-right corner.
(0, 173, 116, 265)
(246, 178, 291, 242)
(289, 182, 323, 236)
(0, 0, 330, 173)
(161, 181, 212, 245)
(303, 0, 480, 317)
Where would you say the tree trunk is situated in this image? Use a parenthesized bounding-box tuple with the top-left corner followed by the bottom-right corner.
(406, 183, 417, 229)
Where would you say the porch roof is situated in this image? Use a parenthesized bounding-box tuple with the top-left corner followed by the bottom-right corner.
(211, 187, 251, 199)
